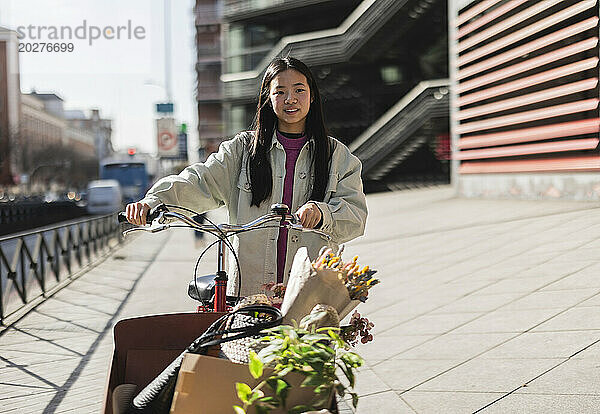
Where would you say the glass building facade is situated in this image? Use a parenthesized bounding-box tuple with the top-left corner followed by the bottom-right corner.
(197, 0, 450, 190)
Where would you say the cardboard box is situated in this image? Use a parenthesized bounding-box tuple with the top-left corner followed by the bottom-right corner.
(170, 353, 332, 414)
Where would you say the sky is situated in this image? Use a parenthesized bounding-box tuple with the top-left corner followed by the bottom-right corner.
(0, 0, 198, 159)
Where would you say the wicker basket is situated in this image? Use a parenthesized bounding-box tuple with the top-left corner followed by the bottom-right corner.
(220, 294, 272, 364)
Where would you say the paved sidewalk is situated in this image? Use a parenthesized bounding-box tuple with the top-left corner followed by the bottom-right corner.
(347, 188, 600, 413)
(0, 226, 209, 414)
(1, 187, 600, 413)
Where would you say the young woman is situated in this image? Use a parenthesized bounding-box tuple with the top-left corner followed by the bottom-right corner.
(126, 57, 367, 296)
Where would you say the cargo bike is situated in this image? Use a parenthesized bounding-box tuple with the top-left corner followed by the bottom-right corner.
(103, 203, 339, 414)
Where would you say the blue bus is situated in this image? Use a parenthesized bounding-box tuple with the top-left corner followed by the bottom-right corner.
(100, 160, 150, 204)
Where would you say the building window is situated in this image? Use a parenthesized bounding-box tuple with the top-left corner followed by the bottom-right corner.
(228, 25, 244, 55)
(228, 56, 243, 74)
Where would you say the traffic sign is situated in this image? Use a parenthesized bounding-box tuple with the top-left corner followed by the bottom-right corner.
(159, 131, 176, 150)
(156, 103, 174, 114)
(156, 117, 178, 157)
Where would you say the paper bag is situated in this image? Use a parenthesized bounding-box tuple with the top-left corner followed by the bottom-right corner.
(170, 353, 332, 414)
(281, 248, 360, 325)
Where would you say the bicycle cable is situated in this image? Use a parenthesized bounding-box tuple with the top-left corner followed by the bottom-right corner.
(163, 204, 243, 300)
(192, 238, 220, 307)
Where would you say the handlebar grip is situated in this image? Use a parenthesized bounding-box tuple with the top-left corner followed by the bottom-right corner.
(117, 207, 164, 224)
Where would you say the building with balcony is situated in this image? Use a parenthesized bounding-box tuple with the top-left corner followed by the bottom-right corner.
(195, 0, 225, 158)
(65, 108, 114, 162)
(0, 27, 21, 185)
(64, 110, 100, 156)
(20, 93, 67, 169)
(89, 109, 114, 162)
(215, 0, 449, 191)
(19, 93, 113, 187)
(450, 0, 600, 200)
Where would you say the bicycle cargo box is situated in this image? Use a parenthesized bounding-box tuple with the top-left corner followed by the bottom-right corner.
(170, 353, 333, 413)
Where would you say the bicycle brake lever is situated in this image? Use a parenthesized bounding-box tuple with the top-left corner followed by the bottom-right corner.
(150, 224, 170, 233)
(122, 224, 170, 237)
(155, 211, 168, 224)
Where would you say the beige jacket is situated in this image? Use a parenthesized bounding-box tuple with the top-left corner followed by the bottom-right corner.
(141, 131, 367, 296)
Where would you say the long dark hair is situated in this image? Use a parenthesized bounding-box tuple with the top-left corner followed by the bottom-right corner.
(248, 57, 331, 207)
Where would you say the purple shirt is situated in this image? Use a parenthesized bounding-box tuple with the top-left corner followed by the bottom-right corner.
(276, 130, 308, 283)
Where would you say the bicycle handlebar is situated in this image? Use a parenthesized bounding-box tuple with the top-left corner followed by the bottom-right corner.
(118, 203, 332, 241)
(117, 205, 165, 224)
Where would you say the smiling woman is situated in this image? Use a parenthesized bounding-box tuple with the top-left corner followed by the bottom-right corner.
(268, 69, 313, 133)
(126, 56, 368, 296)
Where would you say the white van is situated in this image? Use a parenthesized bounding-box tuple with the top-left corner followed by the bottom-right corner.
(86, 179, 123, 215)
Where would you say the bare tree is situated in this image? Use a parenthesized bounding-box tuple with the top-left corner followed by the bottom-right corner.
(25, 141, 98, 190)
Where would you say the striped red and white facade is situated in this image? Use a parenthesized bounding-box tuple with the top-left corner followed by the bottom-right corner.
(450, 0, 600, 198)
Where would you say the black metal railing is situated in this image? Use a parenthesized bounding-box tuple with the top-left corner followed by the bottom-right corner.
(349, 79, 450, 180)
(0, 214, 122, 324)
(0, 201, 86, 236)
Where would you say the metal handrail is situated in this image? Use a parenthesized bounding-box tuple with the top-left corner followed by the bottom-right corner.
(0, 214, 122, 324)
(221, 0, 410, 99)
(350, 79, 449, 152)
(349, 79, 450, 177)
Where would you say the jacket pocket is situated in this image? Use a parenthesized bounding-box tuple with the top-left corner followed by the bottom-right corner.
(236, 170, 254, 223)
(324, 172, 338, 202)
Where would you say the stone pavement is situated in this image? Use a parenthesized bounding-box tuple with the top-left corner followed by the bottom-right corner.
(2, 187, 600, 413)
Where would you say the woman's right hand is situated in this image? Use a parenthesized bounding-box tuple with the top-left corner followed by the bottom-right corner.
(125, 202, 151, 225)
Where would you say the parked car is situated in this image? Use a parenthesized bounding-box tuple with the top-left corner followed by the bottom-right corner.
(86, 180, 123, 215)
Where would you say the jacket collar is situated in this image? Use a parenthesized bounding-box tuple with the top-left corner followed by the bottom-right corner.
(269, 130, 314, 150)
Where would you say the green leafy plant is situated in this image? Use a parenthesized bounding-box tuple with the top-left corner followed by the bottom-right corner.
(233, 316, 364, 414)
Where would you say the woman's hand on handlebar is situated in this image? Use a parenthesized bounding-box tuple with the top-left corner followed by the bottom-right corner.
(125, 202, 151, 225)
(296, 202, 322, 229)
